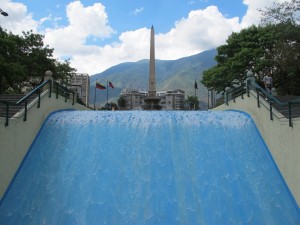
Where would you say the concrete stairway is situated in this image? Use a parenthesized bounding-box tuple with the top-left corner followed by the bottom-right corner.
(0, 94, 38, 118)
(273, 95, 300, 118)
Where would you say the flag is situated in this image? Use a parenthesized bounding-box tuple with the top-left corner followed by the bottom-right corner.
(96, 81, 106, 90)
(109, 81, 114, 88)
(194, 80, 198, 89)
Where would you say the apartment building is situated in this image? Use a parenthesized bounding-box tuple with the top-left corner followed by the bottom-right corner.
(69, 73, 90, 107)
(120, 89, 185, 110)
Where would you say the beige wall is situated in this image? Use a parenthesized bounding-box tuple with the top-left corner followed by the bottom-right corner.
(0, 90, 89, 200)
(216, 91, 300, 207)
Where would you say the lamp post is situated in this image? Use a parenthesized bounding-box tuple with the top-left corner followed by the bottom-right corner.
(0, 8, 8, 16)
(207, 87, 215, 109)
(45, 70, 53, 81)
(44, 70, 53, 92)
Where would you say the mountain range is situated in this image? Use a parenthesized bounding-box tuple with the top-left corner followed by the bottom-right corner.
(89, 48, 217, 108)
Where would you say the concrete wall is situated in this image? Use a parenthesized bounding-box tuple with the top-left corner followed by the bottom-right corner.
(216, 91, 300, 207)
(0, 90, 89, 200)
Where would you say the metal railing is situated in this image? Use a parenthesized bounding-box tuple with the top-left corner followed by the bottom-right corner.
(54, 82, 76, 104)
(225, 84, 246, 105)
(0, 80, 76, 126)
(225, 81, 300, 127)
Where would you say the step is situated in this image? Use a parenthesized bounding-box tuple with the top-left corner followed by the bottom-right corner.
(0, 94, 38, 118)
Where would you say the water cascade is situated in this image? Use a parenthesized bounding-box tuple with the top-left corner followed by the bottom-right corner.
(0, 110, 299, 224)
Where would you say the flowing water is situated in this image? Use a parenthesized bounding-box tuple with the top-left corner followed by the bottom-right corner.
(0, 110, 299, 224)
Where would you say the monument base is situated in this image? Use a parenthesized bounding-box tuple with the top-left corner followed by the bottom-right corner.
(142, 97, 162, 110)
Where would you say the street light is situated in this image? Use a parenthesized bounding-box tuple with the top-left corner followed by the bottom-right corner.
(0, 8, 8, 16)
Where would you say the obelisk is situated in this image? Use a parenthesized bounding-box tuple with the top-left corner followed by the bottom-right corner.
(143, 25, 162, 110)
(148, 25, 156, 98)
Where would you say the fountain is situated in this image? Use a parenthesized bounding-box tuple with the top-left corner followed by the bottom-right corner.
(0, 110, 299, 224)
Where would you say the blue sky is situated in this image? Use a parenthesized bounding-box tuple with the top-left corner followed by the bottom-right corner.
(0, 0, 284, 75)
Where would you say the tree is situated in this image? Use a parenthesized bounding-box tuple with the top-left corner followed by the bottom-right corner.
(264, 23, 300, 95)
(187, 95, 199, 110)
(202, 25, 277, 92)
(202, 23, 300, 95)
(22, 30, 56, 84)
(53, 59, 77, 84)
(110, 102, 119, 110)
(0, 27, 27, 93)
(0, 28, 76, 94)
(117, 96, 126, 110)
(259, 0, 300, 95)
(202, 1, 300, 95)
(101, 102, 119, 110)
(259, 0, 300, 26)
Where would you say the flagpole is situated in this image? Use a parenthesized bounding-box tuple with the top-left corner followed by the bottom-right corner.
(194, 82, 196, 110)
(106, 79, 108, 104)
(94, 80, 97, 110)
(194, 79, 198, 110)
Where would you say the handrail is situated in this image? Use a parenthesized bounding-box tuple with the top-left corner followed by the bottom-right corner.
(0, 80, 76, 127)
(246, 81, 284, 106)
(53, 82, 76, 104)
(225, 80, 300, 127)
(18, 80, 52, 122)
(225, 85, 246, 105)
(247, 82, 300, 127)
(17, 80, 52, 106)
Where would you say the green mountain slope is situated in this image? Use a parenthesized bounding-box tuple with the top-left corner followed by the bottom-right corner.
(89, 49, 217, 107)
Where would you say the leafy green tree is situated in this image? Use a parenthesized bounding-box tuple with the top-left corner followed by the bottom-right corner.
(202, 25, 276, 92)
(0, 28, 27, 93)
(110, 102, 119, 110)
(259, 0, 300, 95)
(265, 23, 300, 94)
(101, 102, 119, 110)
(202, 0, 300, 95)
(53, 59, 77, 84)
(187, 95, 199, 110)
(202, 23, 300, 95)
(0, 28, 76, 94)
(117, 96, 126, 110)
(22, 31, 56, 83)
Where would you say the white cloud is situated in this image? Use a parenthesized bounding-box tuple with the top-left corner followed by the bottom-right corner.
(0, 0, 38, 34)
(69, 28, 150, 74)
(44, 1, 114, 54)
(156, 6, 241, 59)
(40, 15, 52, 25)
(65, 1, 114, 38)
(42, 1, 150, 74)
(241, 0, 294, 27)
(59, 5, 243, 74)
(42, 1, 116, 73)
(132, 7, 144, 15)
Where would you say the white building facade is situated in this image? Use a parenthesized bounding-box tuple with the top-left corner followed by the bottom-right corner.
(69, 73, 90, 107)
(120, 89, 185, 110)
(158, 89, 185, 110)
